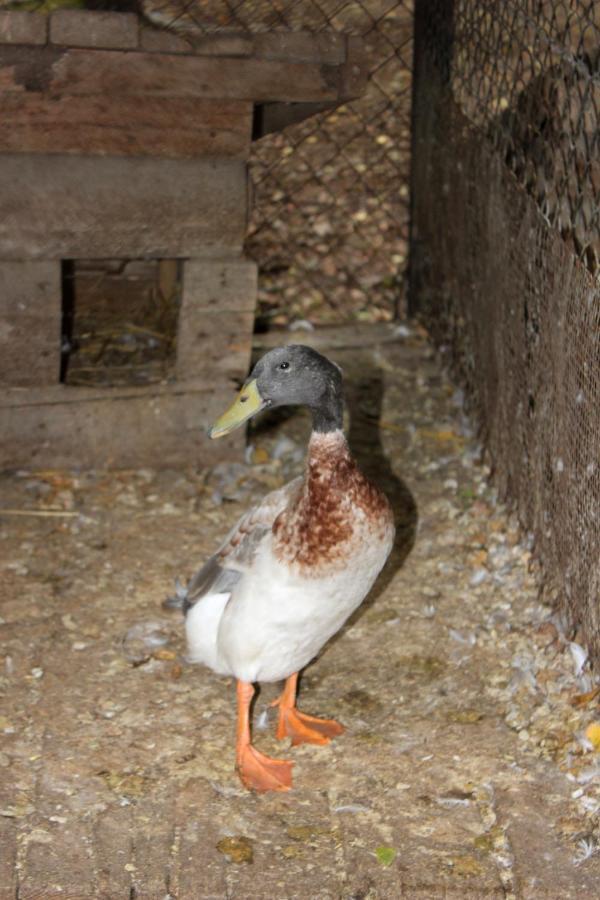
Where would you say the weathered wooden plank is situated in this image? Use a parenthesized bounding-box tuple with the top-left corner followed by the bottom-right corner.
(140, 24, 195, 55)
(0, 376, 226, 407)
(179, 309, 255, 384)
(176, 259, 257, 382)
(0, 380, 244, 469)
(0, 10, 47, 46)
(0, 94, 252, 159)
(140, 29, 347, 64)
(181, 258, 258, 313)
(50, 9, 139, 51)
(0, 261, 61, 388)
(41, 47, 359, 103)
(0, 156, 247, 259)
(141, 25, 252, 57)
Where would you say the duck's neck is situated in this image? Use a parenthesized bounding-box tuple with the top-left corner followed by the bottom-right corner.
(309, 390, 344, 433)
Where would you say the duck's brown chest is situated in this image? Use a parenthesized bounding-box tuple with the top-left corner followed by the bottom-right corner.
(272, 431, 393, 575)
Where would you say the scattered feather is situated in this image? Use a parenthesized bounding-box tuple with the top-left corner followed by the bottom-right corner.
(578, 674, 594, 694)
(576, 731, 595, 753)
(470, 568, 489, 586)
(580, 797, 600, 814)
(121, 620, 175, 664)
(255, 708, 270, 731)
(573, 838, 598, 866)
(569, 642, 588, 678)
(449, 628, 476, 646)
(436, 796, 470, 808)
(576, 765, 600, 784)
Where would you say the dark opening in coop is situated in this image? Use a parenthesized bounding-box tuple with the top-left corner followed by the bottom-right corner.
(60, 259, 182, 387)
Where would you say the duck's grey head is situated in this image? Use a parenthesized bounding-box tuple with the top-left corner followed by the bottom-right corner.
(209, 345, 344, 438)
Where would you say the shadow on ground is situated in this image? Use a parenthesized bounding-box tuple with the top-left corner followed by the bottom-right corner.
(344, 358, 418, 603)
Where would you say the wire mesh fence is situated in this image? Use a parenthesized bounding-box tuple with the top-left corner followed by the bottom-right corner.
(411, 0, 600, 661)
(424, 0, 599, 274)
(137, 0, 413, 326)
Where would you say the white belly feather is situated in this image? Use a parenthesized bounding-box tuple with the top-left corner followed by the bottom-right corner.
(185, 526, 393, 683)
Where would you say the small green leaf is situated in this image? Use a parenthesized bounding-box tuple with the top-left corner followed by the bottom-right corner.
(375, 845, 397, 867)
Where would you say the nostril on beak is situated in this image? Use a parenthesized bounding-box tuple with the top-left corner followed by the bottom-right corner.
(240, 395, 248, 404)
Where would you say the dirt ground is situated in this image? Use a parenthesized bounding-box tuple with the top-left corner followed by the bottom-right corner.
(1, 323, 600, 899)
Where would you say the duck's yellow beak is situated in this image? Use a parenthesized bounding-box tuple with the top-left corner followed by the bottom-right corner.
(209, 379, 266, 439)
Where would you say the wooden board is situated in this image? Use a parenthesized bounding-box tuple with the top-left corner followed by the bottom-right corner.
(0, 378, 244, 469)
(0, 94, 252, 159)
(50, 8, 139, 50)
(0, 260, 61, 387)
(0, 155, 247, 260)
(0, 45, 364, 104)
(176, 258, 257, 381)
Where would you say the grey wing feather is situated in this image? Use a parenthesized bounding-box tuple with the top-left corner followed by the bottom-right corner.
(182, 557, 242, 612)
(166, 476, 302, 614)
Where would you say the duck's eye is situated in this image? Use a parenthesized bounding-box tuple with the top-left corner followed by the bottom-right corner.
(279, 362, 290, 370)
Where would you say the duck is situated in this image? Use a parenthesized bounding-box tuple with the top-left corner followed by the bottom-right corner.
(173, 344, 394, 792)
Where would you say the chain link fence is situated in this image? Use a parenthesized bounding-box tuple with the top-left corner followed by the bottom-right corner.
(140, 0, 414, 326)
(454, 0, 599, 274)
(411, 0, 600, 661)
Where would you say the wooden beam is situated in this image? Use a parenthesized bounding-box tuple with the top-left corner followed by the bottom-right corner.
(177, 259, 257, 382)
(0, 45, 364, 104)
(0, 379, 244, 469)
(0, 94, 252, 160)
(0, 156, 247, 259)
(0, 260, 61, 387)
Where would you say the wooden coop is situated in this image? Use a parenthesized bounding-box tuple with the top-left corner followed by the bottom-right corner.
(0, 8, 365, 469)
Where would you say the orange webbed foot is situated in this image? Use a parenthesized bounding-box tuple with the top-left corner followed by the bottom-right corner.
(276, 707, 345, 746)
(236, 743, 293, 792)
(272, 672, 345, 747)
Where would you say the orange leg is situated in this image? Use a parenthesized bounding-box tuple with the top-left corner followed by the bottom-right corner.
(235, 680, 293, 792)
(274, 672, 345, 746)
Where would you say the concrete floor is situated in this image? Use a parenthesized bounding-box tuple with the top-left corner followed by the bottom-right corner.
(1, 324, 599, 898)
